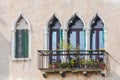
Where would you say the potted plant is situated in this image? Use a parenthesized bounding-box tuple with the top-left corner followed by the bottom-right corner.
(49, 64, 52, 68)
(52, 62, 58, 69)
(79, 59, 86, 68)
(59, 62, 66, 68)
(99, 62, 106, 69)
(70, 58, 77, 68)
(87, 59, 94, 68)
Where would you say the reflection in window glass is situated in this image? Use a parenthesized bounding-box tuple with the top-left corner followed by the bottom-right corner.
(70, 31, 76, 49)
(80, 31, 85, 50)
(92, 31, 96, 50)
(99, 31, 104, 49)
(52, 32, 57, 50)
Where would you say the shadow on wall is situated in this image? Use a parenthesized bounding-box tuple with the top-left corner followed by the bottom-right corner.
(0, 17, 7, 27)
(0, 32, 10, 80)
(107, 71, 120, 80)
(106, 55, 120, 80)
(0, 7, 7, 27)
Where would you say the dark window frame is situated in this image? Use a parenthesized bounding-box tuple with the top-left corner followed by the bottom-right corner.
(48, 17, 61, 64)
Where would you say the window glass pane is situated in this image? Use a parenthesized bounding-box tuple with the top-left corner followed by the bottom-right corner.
(96, 20, 104, 28)
(70, 31, 76, 49)
(69, 16, 84, 29)
(53, 21, 61, 29)
(80, 31, 85, 50)
(70, 20, 84, 29)
(52, 32, 57, 62)
(91, 31, 96, 59)
(99, 31, 104, 49)
(52, 31, 57, 50)
(92, 31, 96, 50)
(49, 17, 61, 29)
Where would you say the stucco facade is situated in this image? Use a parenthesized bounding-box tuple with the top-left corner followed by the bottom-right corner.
(0, 0, 120, 80)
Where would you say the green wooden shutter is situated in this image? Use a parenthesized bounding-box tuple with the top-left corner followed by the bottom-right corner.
(15, 30, 19, 58)
(15, 29, 28, 58)
(21, 30, 24, 58)
(24, 29, 28, 58)
(21, 29, 28, 58)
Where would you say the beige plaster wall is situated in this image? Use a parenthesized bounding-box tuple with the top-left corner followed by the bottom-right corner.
(0, 0, 11, 80)
(0, 0, 120, 80)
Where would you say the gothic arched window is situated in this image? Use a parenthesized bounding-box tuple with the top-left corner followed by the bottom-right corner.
(12, 14, 31, 59)
(90, 14, 104, 50)
(48, 15, 61, 63)
(68, 14, 85, 50)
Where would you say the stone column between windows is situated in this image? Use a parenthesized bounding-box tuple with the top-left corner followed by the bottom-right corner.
(62, 28, 68, 62)
(12, 31, 15, 59)
(86, 28, 91, 59)
(44, 29, 49, 68)
(28, 31, 31, 58)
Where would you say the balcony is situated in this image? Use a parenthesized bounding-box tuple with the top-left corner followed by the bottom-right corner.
(37, 50, 108, 78)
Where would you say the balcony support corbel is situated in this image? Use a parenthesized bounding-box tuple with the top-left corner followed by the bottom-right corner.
(42, 71, 47, 78)
(60, 71, 65, 77)
(101, 69, 107, 77)
(83, 71, 88, 76)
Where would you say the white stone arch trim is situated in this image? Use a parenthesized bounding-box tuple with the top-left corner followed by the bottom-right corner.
(12, 13, 31, 32)
(46, 13, 63, 29)
(65, 12, 86, 30)
(44, 13, 63, 68)
(64, 12, 86, 44)
(88, 12, 106, 49)
(11, 13, 31, 60)
(88, 12, 106, 30)
(44, 13, 63, 49)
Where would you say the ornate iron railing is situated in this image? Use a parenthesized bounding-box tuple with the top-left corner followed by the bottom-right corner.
(37, 50, 108, 72)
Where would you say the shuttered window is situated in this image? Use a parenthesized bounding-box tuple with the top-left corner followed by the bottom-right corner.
(15, 29, 28, 58)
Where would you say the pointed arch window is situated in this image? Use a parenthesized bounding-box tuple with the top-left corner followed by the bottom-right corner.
(48, 15, 62, 63)
(68, 14, 85, 50)
(12, 14, 31, 59)
(90, 14, 104, 50)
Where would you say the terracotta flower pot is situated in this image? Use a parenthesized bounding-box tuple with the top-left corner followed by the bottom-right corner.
(52, 64, 58, 68)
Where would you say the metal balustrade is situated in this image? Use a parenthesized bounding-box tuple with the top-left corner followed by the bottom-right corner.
(37, 50, 108, 73)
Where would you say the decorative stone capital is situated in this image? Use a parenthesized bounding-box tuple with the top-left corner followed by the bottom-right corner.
(86, 27, 91, 31)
